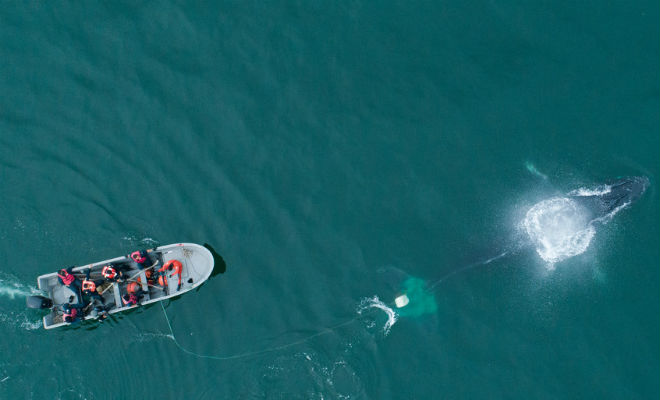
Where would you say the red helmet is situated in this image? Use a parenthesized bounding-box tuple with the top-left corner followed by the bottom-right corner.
(102, 265, 117, 279)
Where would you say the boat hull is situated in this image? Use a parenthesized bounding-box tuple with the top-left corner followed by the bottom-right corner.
(37, 243, 214, 329)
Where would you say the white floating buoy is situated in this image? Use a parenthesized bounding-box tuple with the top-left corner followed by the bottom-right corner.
(394, 294, 409, 308)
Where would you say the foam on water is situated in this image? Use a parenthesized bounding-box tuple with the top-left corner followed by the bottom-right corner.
(357, 296, 397, 335)
(122, 235, 159, 246)
(0, 310, 42, 331)
(523, 180, 637, 266)
(568, 185, 612, 197)
(523, 197, 595, 265)
(0, 273, 41, 299)
(0, 273, 45, 330)
(592, 201, 630, 224)
(0, 286, 31, 299)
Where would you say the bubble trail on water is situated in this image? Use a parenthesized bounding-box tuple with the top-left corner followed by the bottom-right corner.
(0, 273, 42, 300)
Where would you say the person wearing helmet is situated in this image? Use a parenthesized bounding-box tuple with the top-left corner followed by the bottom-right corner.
(81, 268, 105, 304)
(101, 263, 131, 282)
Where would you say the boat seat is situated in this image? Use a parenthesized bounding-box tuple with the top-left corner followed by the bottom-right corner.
(138, 270, 150, 301)
(112, 283, 122, 307)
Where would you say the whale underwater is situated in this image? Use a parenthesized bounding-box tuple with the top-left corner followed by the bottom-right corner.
(391, 176, 651, 309)
(569, 176, 650, 221)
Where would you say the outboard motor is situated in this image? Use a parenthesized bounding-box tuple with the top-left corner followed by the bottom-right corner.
(26, 295, 53, 309)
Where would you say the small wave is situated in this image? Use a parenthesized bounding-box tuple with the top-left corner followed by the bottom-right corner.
(0, 311, 42, 331)
(20, 318, 42, 330)
(132, 331, 175, 343)
(357, 296, 398, 335)
(122, 236, 159, 246)
(523, 197, 595, 265)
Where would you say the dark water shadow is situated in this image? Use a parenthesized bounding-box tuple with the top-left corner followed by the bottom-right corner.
(204, 243, 227, 277)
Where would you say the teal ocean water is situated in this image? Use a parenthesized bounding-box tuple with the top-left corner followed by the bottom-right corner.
(1, 2, 658, 399)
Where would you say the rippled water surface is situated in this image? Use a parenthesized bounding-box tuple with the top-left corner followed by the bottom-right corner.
(1, 2, 658, 399)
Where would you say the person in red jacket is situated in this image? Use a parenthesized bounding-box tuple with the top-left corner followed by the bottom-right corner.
(81, 268, 105, 304)
(57, 266, 82, 302)
(61, 302, 85, 324)
(155, 260, 183, 291)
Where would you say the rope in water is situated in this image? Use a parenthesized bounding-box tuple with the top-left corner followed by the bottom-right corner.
(427, 251, 509, 291)
(160, 301, 366, 361)
(160, 249, 510, 360)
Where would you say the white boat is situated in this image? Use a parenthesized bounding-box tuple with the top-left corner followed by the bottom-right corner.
(29, 243, 214, 329)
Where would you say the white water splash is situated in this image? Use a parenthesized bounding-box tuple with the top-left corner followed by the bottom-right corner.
(122, 236, 159, 246)
(0, 273, 41, 299)
(591, 201, 630, 225)
(20, 317, 42, 330)
(523, 185, 631, 266)
(0, 274, 44, 330)
(523, 197, 595, 266)
(568, 185, 612, 197)
(357, 296, 398, 335)
(0, 286, 31, 299)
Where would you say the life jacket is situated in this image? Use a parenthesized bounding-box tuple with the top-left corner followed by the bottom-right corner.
(102, 265, 117, 280)
(130, 251, 146, 264)
(63, 307, 78, 321)
(158, 260, 183, 288)
(58, 271, 76, 286)
(82, 280, 96, 292)
(122, 294, 138, 306)
(164, 260, 183, 275)
(136, 270, 155, 286)
(158, 274, 168, 287)
(126, 282, 140, 295)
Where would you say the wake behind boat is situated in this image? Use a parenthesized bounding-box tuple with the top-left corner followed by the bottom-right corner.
(27, 243, 214, 330)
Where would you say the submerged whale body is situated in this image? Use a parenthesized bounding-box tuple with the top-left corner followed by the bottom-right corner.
(569, 176, 649, 221)
(524, 176, 649, 264)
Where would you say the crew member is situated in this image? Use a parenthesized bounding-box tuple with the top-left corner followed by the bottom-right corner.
(62, 302, 85, 324)
(90, 302, 112, 323)
(129, 249, 157, 270)
(121, 293, 139, 307)
(156, 260, 183, 291)
(57, 266, 82, 301)
(81, 268, 105, 304)
(122, 280, 147, 306)
(101, 264, 130, 282)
